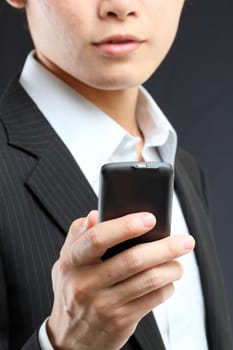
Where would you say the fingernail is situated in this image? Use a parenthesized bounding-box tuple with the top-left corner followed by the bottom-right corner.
(80, 218, 88, 233)
(182, 236, 195, 250)
(141, 213, 156, 227)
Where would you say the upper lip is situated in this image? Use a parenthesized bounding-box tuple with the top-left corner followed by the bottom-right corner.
(93, 34, 144, 45)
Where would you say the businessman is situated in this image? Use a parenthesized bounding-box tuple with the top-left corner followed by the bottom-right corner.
(0, 0, 232, 349)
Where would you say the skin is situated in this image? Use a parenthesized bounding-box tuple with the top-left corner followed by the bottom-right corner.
(6, 1, 194, 349)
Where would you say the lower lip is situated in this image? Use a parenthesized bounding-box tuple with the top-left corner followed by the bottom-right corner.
(94, 41, 142, 57)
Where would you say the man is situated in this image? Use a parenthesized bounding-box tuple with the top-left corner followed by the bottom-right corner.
(0, 0, 232, 349)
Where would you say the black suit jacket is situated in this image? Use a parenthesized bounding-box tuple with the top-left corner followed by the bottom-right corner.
(0, 79, 232, 350)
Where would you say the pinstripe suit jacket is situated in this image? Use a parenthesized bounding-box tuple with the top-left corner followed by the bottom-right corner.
(0, 78, 232, 350)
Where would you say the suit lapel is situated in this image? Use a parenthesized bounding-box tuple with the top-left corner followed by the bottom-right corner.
(174, 151, 227, 349)
(174, 151, 213, 302)
(174, 152, 214, 274)
(0, 78, 97, 233)
(133, 312, 165, 350)
(25, 136, 98, 233)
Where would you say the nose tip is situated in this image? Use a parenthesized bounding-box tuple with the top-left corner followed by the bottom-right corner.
(99, 1, 138, 21)
(106, 10, 136, 20)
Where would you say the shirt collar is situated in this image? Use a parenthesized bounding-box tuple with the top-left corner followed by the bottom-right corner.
(20, 51, 177, 189)
(137, 86, 177, 166)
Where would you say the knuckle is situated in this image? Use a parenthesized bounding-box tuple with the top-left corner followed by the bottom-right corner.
(87, 227, 102, 250)
(56, 259, 70, 276)
(143, 269, 161, 289)
(166, 283, 175, 298)
(51, 260, 59, 277)
(51, 261, 59, 285)
(176, 261, 184, 278)
(92, 298, 108, 318)
(74, 285, 88, 303)
(69, 219, 82, 234)
(170, 260, 184, 280)
(62, 285, 84, 316)
(123, 250, 142, 271)
(158, 283, 174, 303)
(110, 316, 137, 336)
(166, 238, 178, 257)
(68, 281, 89, 305)
(110, 315, 128, 332)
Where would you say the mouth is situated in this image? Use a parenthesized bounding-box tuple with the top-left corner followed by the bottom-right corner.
(93, 34, 145, 57)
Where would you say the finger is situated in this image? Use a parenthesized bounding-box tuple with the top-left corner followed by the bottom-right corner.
(69, 212, 156, 265)
(61, 210, 98, 256)
(102, 284, 175, 333)
(94, 234, 195, 288)
(122, 283, 174, 323)
(107, 260, 182, 306)
(86, 210, 99, 227)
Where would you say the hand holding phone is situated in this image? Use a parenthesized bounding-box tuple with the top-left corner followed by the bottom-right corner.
(98, 161, 174, 259)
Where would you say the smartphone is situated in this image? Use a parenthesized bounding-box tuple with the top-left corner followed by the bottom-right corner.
(98, 161, 174, 259)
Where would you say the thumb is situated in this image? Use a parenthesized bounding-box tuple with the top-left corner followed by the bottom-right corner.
(60, 210, 98, 256)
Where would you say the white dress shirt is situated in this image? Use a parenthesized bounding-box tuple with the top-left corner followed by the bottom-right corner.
(20, 52, 209, 350)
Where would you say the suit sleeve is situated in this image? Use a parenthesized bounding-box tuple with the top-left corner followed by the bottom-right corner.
(0, 253, 9, 349)
(21, 332, 42, 350)
(0, 252, 42, 350)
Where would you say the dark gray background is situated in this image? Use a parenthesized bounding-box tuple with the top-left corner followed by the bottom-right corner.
(1, 0, 233, 325)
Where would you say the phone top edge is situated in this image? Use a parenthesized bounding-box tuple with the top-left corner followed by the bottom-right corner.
(101, 161, 173, 171)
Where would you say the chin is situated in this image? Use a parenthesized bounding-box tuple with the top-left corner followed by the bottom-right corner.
(85, 71, 155, 91)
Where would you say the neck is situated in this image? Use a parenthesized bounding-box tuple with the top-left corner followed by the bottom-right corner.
(75, 83, 141, 137)
(36, 52, 141, 137)
(77, 83, 145, 159)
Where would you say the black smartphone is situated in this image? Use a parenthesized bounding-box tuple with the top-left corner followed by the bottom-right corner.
(98, 161, 174, 259)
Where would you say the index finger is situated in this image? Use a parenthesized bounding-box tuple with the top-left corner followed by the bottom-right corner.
(98, 233, 195, 287)
(68, 212, 156, 266)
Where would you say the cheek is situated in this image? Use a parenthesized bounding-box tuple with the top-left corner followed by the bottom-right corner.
(149, 10, 183, 62)
(28, 2, 88, 63)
